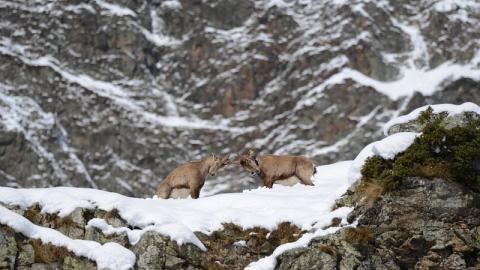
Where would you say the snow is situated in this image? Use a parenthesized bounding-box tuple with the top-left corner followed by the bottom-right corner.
(0, 85, 69, 183)
(0, 160, 354, 267)
(383, 102, 480, 136)
(0, 38, 247, 133)
(246, 221, 350, 270)
(161, 0, 182, 10)
(348, 132, 419, 184)
(0, 205, 135, 270)
(434, 0, 480, 13)
(299, 63, 480, 104)
(95, 0, 136, 17)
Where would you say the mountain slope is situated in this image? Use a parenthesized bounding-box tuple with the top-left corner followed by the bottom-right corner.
(1, 0, 480, 196)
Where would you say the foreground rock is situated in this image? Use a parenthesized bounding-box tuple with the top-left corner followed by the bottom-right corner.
(277, 177, 480, 269)
(276, 108, 480, 269)
(0, 205, 305, 270)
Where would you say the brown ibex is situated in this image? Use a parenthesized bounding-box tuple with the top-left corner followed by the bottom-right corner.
(236, 149, 316, 188)
(155, 154, 231, 199)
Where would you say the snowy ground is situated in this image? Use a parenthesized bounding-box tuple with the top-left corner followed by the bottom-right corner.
(0, 126, 423, 269)
(0, 160, 353, 269)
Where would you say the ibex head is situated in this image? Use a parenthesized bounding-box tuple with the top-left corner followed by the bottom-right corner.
(208, 154, 231, 176)
(237, 148, 261, 176)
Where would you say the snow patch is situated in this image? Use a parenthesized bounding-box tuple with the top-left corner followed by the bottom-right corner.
(0, 159, 353, 255)
(383, 102, 480, 136)
(0, 205, 135, 270)
(95, 0, 136, 17)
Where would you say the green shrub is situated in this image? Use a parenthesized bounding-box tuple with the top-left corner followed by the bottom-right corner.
(359, 109, 480, 197)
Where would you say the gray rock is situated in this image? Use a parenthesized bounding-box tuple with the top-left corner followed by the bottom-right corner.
(63, 256, 97, 270)
(30, 263, 62, 270)
(277, 175, 480, 269)
(386, 111, 480, 136)
(18, 244, 35, 266)
(0, 227, 17, 269)
(277, 248, 336, 270)
(442, 253, 466, 269)
(132, 231, 168, 269)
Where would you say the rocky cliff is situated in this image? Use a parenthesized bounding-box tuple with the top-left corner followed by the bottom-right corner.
(277, 108, 480, 269)
(1, 0, 480, 196)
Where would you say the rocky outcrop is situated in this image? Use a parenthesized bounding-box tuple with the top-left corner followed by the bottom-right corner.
(4, 175, 479, 269)
(276, 109, 480, 269)
(385, 110, 480, 136)
(0, 204, 307, 270)
(277, 177, 480, 269)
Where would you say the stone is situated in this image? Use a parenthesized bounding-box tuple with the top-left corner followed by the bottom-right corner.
(132, 231, 168, 269)
(18, 244, 35, 266)
(386, 111, 480, 136)
(30, 263, 62, 270)
(63, 256, 97, 270)
(277, 247, 337, 270)
(0, 226, 17, 270)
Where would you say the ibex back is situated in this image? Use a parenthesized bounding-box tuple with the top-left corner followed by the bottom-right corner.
(156, 155, 230, 199)
(237, 150, 316, 188)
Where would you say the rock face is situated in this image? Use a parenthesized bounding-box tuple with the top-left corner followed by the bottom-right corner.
(277, 177, 480, 269)
(3, 175, 479, 269)
(277, 176, 480, 269)
(1, 1, 480, 196)
(276, 110, 480, 269)
(385, 110, 480, 136)
(0, 204, 305, 270)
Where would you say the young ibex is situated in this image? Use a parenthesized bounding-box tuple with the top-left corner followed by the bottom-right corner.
(156, 154, 231, 199)
(237, 149, 316, 188)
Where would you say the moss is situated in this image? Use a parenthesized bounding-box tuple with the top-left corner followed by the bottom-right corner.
(343, 227, 374, 246)
(359, 109, 480, 197)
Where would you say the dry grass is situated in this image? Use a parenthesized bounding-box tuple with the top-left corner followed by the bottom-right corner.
(268, 222, 303, 246)
(318, 244, 336, 256)
(416, 162, 454, 180)
(354, 181, 386, 207)
(343, 227, 374, 246)
(30, 239, 71, 263)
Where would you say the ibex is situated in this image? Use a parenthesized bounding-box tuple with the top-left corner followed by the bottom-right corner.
(156, 154, 231, 199)
(237, 149, 316, 188)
